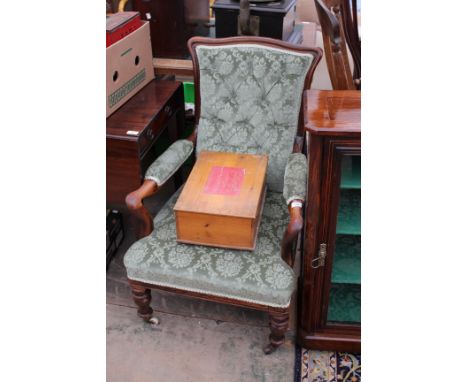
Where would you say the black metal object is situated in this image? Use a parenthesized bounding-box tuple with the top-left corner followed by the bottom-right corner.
(212, 0, 302, 44)
(106, 209, 125, 269)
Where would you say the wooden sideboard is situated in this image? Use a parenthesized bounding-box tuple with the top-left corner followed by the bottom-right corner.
(106, 80, 185, 205)
(298, 89, 361, 352)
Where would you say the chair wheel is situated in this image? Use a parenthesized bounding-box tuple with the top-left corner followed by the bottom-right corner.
(263, 343, 277, 355)
(149, 317, 159, 325)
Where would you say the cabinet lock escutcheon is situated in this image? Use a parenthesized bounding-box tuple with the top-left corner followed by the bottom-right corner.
(311, 243, 327, 268)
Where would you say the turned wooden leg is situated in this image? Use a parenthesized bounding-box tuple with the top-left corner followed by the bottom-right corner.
(264, 311, 289, 354)
(130, 282, 158, 324)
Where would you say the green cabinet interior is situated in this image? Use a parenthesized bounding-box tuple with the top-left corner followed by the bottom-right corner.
(331, 235, 360, 284)
(328, 156, 361, 324)
(328, 283, 361, 323)
(340, 155, 361, 189)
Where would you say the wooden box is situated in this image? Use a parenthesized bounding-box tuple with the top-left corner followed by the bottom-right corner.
(174, 151, 268, 250)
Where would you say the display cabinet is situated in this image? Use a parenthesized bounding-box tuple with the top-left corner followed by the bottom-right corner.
(298, 89, 361, 352)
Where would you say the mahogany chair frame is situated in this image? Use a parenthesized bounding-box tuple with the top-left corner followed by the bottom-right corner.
(315, 0, 361, 90)
(125, 36, 322, 354)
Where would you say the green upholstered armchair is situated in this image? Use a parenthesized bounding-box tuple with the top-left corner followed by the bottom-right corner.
(123, 36, 322, 354)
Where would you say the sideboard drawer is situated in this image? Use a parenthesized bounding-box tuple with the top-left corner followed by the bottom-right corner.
(107, 80, 184, 205)
(138, 97, 177, 156)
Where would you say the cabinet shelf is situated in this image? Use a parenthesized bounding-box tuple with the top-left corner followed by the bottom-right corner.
(331, 235, 361, 284)
(336, 189, 361, 235)
(340, 156, 361, 189)
(328, 283, 361, 324)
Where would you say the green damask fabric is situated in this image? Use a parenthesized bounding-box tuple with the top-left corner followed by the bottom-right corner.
(195, 44, 314, 192)
(283, 153, 308, 205)
(124, 188, 296, 308)
(145, 140, 193, 186)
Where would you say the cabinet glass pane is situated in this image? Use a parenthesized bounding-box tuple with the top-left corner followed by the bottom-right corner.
(327, 155, 361, 325)
(328, 284, 361, 323)
(331, 235, 361, 284)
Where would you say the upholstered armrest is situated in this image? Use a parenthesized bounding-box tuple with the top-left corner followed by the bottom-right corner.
(280, 153, 307, 267)
(145, 139, 194, 186)
(126, 138, 194, 239)
(283, 153, 308, 205)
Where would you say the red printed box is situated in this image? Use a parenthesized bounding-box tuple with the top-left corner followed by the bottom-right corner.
(174, 151, 268, 250)
(106, 12, 142, 47)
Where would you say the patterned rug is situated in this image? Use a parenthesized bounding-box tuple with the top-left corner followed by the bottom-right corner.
(294, 346, 361, 382)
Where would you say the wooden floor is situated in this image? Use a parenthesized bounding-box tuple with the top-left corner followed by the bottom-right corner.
(106, 180, 299, 382)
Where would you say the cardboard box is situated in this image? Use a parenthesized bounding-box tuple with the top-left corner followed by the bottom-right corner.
(174, 151, 268, 250)
(106, 20, 154, 117)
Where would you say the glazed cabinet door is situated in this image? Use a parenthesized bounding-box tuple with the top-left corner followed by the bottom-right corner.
(323, 141, 361, 327)
(299, 135, 361, 352)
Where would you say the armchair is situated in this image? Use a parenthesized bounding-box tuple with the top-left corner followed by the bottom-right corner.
(123, 36, 322, 354)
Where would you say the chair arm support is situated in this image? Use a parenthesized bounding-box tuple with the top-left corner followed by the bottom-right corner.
(125, 179, 159, 239)
(126, 179, 159, 210)
(281, 200, 304, 268)
(281, 141, 308, 267)
(293, 135, 303, 154)
(187, 126, 198, 145)
(125, 130, 198, 240)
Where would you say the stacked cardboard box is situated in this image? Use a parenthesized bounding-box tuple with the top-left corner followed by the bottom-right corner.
(106, 13, 154, 117)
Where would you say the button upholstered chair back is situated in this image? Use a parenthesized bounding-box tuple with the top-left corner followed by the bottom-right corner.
(188, 37, 322, 193)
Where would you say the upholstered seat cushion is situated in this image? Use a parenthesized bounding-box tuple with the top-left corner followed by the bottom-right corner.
(124, 188, 296, 308)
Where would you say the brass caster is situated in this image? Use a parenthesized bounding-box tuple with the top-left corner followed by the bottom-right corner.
(149, 317, 160, 325)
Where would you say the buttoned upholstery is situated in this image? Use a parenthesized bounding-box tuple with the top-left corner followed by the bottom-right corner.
(195, 44, 314, 192)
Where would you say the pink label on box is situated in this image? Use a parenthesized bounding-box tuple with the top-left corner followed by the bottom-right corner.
(204, 166, 245, 196)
